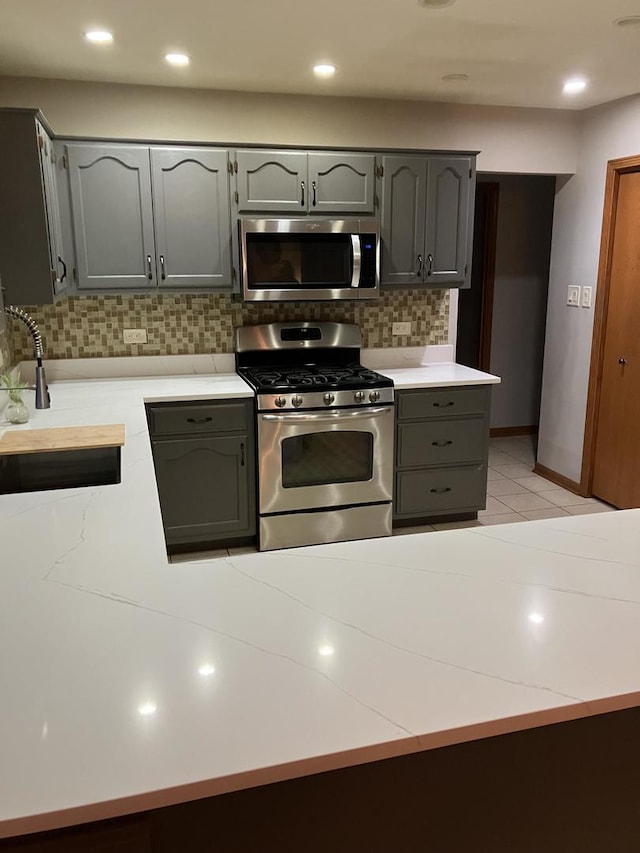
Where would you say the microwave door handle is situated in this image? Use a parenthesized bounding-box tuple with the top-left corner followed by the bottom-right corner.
(350, 234, 361, 288)
(262, 407, 392, 424)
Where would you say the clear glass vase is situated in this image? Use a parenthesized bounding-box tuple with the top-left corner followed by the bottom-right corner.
(6, 397, 29, 424)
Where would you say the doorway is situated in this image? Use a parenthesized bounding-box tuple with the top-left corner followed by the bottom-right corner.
(456, 175, 555, 438)
(582, 156, 640, 508)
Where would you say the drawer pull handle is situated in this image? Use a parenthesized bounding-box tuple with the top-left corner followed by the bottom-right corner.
(433, 401, 455, 408)
(240, 442, 245, 467)
(430, 487, 452, 494)
(186, 416, 213, 424)
(432, 440, 453, 447)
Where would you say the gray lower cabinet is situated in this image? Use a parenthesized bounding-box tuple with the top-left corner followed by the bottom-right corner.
(234, 150, 376, 214)
(65, 143, 233, 292)
(0, 109, 68, 304)
(147, 399, 256, 549)
(381, 154, 475, 289)
(393, 385, 491, 524)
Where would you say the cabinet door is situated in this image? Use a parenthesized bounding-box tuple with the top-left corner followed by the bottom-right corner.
(67, 145, 156, 290)
(36, 123, 68, 298)
(380, 156, 427, 286)
(152, 435, 254, 543)
(424, 157, 473, 287)
(235, 150, 308, 213)
(150, 148, 232, 290)
(307, 153, 376, 214)
(0, 110, 60, 305)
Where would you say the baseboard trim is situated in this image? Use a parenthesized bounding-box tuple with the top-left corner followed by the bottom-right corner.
(490, 425, 538, 437)
(533, 463, 585, 496)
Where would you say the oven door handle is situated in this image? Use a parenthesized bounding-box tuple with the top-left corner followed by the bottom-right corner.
(262, 406, 392, 423)
(350, 234, 361, 289)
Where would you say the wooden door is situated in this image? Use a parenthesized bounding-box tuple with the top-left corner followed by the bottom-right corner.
(150, 147, 233, 289)
(307, 153, 376, 214)
(379, 155, 427, 286)
(235, 150, 307, 213)
(592, 169, 640, 508)
(424, 156, 474, 287)
(67, 144, 157, 290)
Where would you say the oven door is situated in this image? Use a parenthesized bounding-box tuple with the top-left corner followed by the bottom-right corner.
(258, 406, 394, 515)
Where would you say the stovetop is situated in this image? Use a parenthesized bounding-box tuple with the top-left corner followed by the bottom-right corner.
(238, 363, 393, 394)
(234, 322, 394, 411)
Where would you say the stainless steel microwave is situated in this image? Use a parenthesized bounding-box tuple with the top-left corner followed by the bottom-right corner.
(240, 218, 380, 302)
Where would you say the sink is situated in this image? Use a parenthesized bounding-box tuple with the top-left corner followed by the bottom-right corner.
(0, 446, 121, 494)
(0, 424, 124, 495)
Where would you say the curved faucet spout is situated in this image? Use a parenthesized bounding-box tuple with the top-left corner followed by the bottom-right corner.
(3, 306, 50, 409)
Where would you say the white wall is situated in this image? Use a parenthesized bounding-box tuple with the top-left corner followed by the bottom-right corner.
(0, 76, 580, 174)
(480, 175, 555, 429)
(538, 94, 640, 483)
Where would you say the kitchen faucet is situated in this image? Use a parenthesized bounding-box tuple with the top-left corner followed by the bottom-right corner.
(3, 305, 50, 409)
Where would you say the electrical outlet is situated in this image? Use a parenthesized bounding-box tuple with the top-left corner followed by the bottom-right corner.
(581, 286, 593, 308)
(392, 322, 412, 336)
(567, 286, 581, 307)
(123, 328, 148, 344)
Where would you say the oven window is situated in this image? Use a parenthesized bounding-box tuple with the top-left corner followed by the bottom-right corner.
(281, 431, 373, 488)
(246, 233, 352, 289)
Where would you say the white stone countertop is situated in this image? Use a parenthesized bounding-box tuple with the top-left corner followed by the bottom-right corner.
(4, 371, 639, 841)
(377, 363, 500, 389)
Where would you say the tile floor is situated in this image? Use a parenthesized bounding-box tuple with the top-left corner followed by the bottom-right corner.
(395, 434, 616, 536)
(171, 434, 616, 560)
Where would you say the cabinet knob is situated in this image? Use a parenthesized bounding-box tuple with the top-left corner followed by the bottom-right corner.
(619, 357, 627, 366)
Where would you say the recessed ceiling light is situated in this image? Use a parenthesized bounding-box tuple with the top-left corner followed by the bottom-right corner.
(613, 15, 640, 27)
(85, 30, 113, 43)
(313, 63, 336, 78)
(442, 73, 469, 82)
(165, 53, 190, 66)
(418, 0, 456, 7)
(563, 78, 588, 94)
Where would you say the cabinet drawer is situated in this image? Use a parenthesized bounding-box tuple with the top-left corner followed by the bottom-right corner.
(397, 417, 487, 468)
(395, 465, 486, 517)
(147, 401, 249, 436)
(397, 387, 489, 421)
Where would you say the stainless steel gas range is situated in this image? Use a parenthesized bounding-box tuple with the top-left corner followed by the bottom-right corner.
(235, 322, 395, 551)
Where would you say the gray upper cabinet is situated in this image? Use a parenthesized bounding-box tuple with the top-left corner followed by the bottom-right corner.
(234, 150, 377, 214)
(0, 109, 68, 305)
(235, 150, 307, 213)
(307, 153, 376, 214)
(66, 143, 233, 292)
(425, 157, 473, 285)
(380, 153, 475, 289)
(150, 148, 232, 289)
(380, 156, 427, 286)
(68, 145, 157, 291)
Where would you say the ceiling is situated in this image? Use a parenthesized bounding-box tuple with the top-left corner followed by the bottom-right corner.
(1, 0, 640, 109)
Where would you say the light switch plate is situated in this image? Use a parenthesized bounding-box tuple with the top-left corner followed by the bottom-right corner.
(567, 286, 581, 307)
(392, 322, 412, 336)
(123, 328, 148, 344)
(581, 286, 593, 308)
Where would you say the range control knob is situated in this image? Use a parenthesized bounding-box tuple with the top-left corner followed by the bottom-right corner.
(354, 391, 365, 403)
(323, 393, 335, 406)
(292, 395, 304, 408)
(274, 396, 287, 408)
(369, 390, 381, 402)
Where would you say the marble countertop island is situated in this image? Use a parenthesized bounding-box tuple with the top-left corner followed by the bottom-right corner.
(1, 368, 638, 840)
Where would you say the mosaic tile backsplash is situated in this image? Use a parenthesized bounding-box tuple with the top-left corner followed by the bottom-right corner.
(8, 290, 449, 363)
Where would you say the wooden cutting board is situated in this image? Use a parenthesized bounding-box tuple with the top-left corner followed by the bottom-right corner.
(0, 424, 125, 456)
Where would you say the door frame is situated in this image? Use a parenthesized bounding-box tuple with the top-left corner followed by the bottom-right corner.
(477, 182, 500, 373)
(580, 153, 640, 493)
